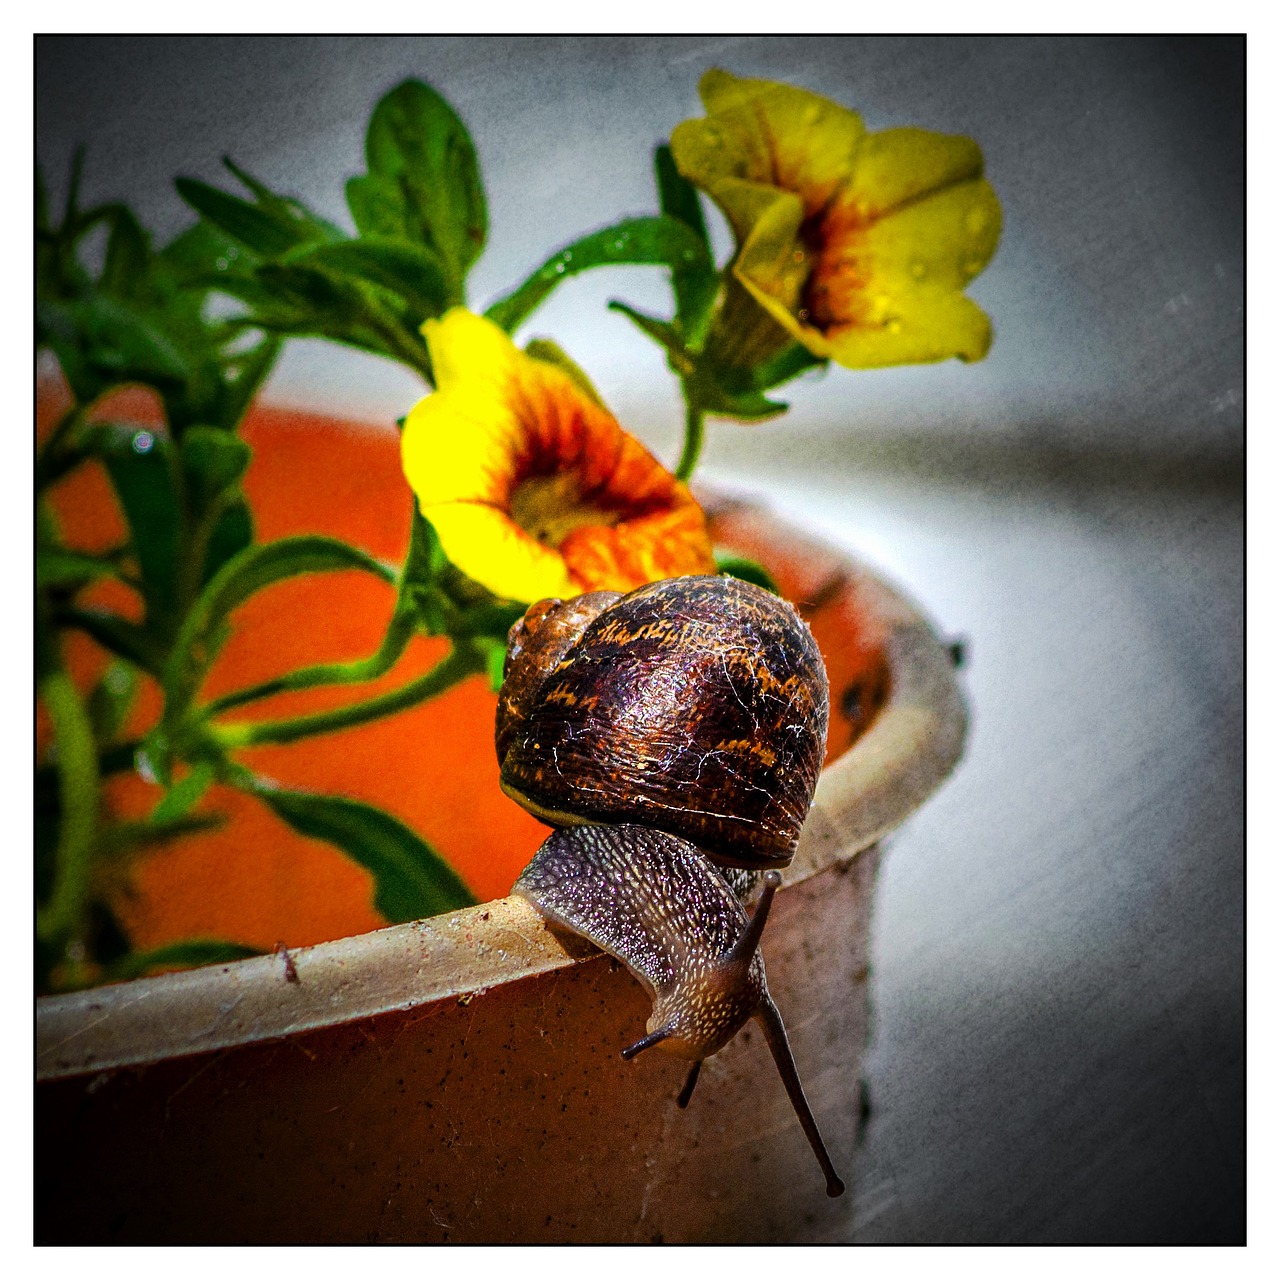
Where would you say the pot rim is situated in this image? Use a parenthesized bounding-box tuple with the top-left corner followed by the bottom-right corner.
(35, 507, 966, 1082)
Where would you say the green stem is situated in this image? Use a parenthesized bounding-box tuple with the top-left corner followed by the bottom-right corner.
(205, 610, 416, 715)
(213, 641, 483, 749)
(675, 396, 705, 483)
(174, 468, 215, 618)
(36, 671, 100, 944)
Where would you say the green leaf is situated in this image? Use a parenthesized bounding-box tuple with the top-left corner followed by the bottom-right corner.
(687, 369, 788, 422)
(714, 552, 779, 595)
(156, 219, 256, 285)
(221, 155, 344, 245)
(609, 301, 786, 422)
(524, 338, 607, 407)
(54, 606, 168, 676)
(208, 274, 394, 364)
(151, 761, 216, 824)
(485, 216, 709, 334)
(254, 787, 476, 922)
(181, 426, 251, 507)
(351, 79, 487, 291)
(283, 237, 450, 321)
(201, 498, 254, 587)
(38, 294, 191, 404)
(99, 205, 152, 299)
(478, 634, 508, 692)
(395, 509, 523, 644)
(100, 428, 181, 625)
(205, 604, 418, 717)
(213, 334, 282, 431)
(99, 811, 226, 855)
(176, 176, 309, 258)
(752, 342, 826, 391)
(164, 535, 396, 717)
(607, 299, 689, 366)
(654, 144, 719, 338)
(36, 548, 119, 591)
(86, 661, 139, 744)
(106, 938, 264, 982)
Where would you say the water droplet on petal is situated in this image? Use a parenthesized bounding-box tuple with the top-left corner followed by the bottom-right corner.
(132, 430, 155, 454)
(797, 308, 811, 323)
(803, 104, 824, 125)
(792, 249, 805, 264)
(886, 320, 903, 335)
(910, 261, 928, 280)
(965, 207, 989, 236)
(135, 749, 157, 785)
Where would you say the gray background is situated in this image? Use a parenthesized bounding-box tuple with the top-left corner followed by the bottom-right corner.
(36, 36, 1244, 1242)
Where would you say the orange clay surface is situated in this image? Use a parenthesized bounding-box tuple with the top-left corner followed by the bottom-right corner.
(39, 383, 887, 954)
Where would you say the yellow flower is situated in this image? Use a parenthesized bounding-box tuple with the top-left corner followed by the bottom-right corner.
(401, 309, 716, 603)
(671, 69, 1002, 369)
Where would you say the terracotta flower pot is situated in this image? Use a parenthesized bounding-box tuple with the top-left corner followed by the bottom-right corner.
(36, 463, 965, 1242)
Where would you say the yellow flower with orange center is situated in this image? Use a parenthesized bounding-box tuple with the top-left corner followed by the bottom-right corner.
(671, 69, 1002, 369)
(401, 309, 716, 603)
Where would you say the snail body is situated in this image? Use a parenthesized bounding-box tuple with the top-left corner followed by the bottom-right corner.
(502, 575, 843, 1198)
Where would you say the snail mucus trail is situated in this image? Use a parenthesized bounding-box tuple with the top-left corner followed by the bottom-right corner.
(499, 575, 844, 1198)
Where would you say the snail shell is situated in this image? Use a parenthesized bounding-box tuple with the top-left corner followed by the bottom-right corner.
(496, 575, 829, 870)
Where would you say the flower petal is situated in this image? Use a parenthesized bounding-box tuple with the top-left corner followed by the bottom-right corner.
(673, 69, 865, 223)
(806, 177, 1003, 365)
(718, 177, 808, 313)
(425, 501, 576, 602)
(839, 127, 986, 220)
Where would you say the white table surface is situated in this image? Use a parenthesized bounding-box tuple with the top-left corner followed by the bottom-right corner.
(735, 458, 1243, 1243)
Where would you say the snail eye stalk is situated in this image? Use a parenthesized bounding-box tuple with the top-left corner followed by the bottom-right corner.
(621, 1028, 670, 1059)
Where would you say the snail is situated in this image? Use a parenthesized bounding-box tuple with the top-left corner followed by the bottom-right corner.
(500, 574, 844, 1197)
